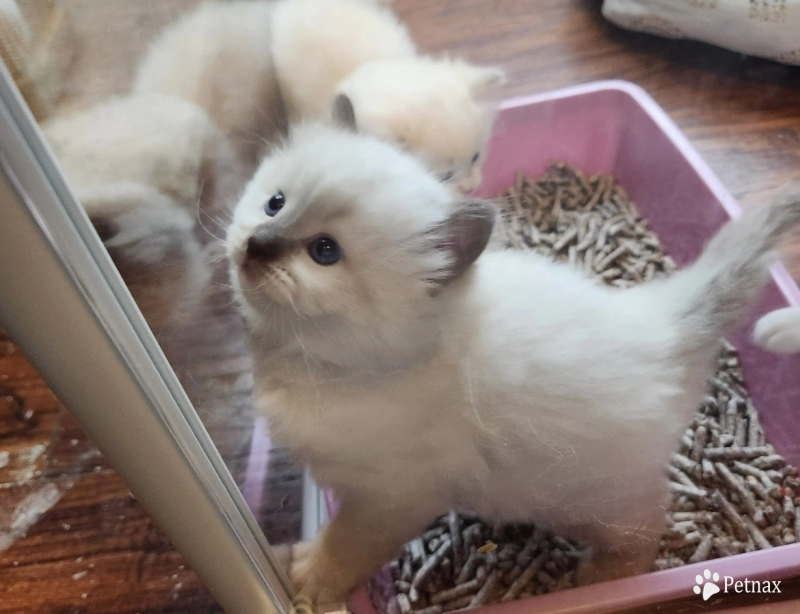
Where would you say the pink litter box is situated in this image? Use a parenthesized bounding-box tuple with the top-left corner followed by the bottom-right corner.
(343, 81, 800, 614)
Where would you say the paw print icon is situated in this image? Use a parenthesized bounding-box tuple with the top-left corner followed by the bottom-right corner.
(694, 569, 721, 601)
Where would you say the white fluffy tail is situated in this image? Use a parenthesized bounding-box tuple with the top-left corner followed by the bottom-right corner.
(754, 307, 800, 354)
(665, 186, 800, 349)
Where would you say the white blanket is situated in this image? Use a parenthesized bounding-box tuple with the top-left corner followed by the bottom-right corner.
(602, 0, 800, 65)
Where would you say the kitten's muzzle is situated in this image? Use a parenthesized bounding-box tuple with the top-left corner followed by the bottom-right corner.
(244, 226, 290, 264)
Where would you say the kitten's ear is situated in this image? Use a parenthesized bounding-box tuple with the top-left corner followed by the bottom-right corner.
(331, 93, 357, 132)
(433, 200, 496, 287)
(461, 64, 505, 97)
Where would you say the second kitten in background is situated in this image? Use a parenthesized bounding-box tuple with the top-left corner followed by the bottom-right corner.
(270, 0, 415, 119)
(44, 93, 238, 251)
(134, 0, 286, 162)
(135, 0, 503, 194)
(333, 57, 501, 193)
(272, 0, 503, 193)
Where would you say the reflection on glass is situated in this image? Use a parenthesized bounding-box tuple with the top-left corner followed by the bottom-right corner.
(5, 0, 302, 567)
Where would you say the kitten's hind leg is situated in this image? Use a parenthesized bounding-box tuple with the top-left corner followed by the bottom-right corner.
(290, 495, 444, 604)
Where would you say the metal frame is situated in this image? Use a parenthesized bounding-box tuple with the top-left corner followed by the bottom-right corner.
(0, 65, 293, 613)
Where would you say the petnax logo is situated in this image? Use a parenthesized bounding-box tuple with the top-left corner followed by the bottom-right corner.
(693, 568, 781, 601)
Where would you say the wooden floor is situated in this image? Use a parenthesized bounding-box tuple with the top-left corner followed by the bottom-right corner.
(1, 0, 800, 613)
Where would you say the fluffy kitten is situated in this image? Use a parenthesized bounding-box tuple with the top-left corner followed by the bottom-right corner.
(271, 0, 502, 193)
(44, 93, 237, 248)
(134, 0, 286, 160)
(335, 58, 502, 194)
(271, 0, 416, 119)
(134, 0, 502, 193)
(754, 307, 800, 354)
(228, 123, 800, 602)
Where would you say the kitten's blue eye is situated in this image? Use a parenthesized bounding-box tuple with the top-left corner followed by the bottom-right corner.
(265, 191, 285, 216)
(440, 171, 454, 182)
(471, 152, 480, 165)
(308, 236, 341, 265)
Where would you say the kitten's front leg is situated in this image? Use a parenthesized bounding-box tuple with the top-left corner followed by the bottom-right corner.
(291, 496, 441, 605)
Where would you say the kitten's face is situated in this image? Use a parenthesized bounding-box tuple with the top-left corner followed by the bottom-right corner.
(227, 124, 494, 371)
(335, 59, 503, 196)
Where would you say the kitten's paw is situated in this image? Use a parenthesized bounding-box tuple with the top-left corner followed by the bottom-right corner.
(289, 540, 317, 593)
(271, 542, 294, 574)
(289, 539, 353, 606)
(270, 543, 334, 612)
(753, 307, 800, 355)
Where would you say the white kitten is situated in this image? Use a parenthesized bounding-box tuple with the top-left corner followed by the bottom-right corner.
(43, 93, 237, 247)
(227, 123, 800, 600)
(228, 128, 800, 601)
(754, 307, 800, 354)
(271, 0, 502, 193)
(134, 1, 286, 160)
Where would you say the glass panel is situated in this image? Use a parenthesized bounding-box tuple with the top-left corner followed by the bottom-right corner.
(3, 0, 800, 613)
(10, 0, 304, 552)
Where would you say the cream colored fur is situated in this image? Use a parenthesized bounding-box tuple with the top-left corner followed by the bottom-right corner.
(337, 58, 501, 193)
(271, 0, 415, 119)
(272, 0, 502, 192)
(43, 93, 236, 247)
(134, 0, 286, 159)
(228, 123, 800, 602)
(754, 307, 800, 354)
(133, 0, 502, 193)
